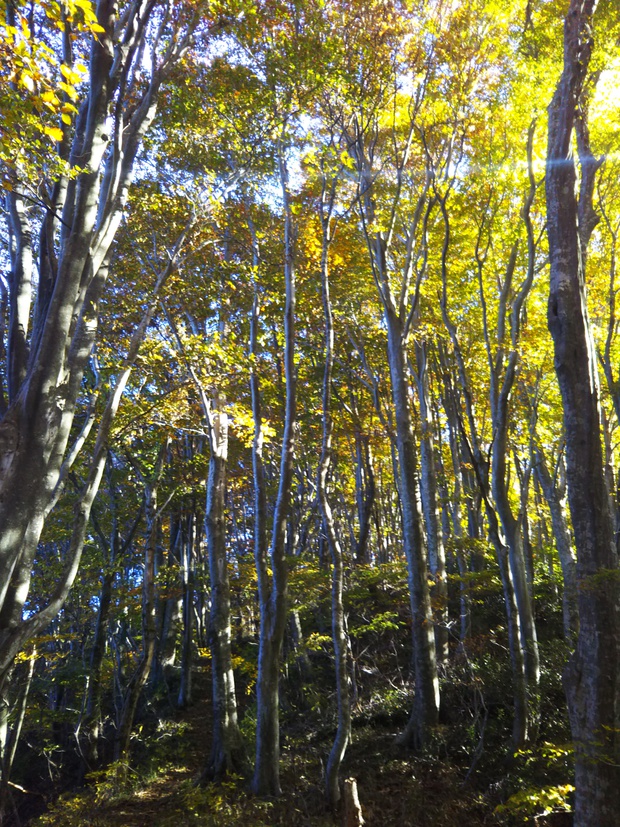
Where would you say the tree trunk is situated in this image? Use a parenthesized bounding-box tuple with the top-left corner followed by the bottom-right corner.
(546, 2, 620, 822)
(115, 453, 165, 763)
(250, 156, 297, 795)
(0, 651, 35, 822)
(354, 428, 375, 566)
(487, 510, 530, 749)
(343, 778, 365, 827)
(178, 516, 195, 710)
(384, 311, 439, 748)
(83, 569, 114, 766)
(204, 406, 247, 779)
(437, 185, 534, 748)
(534, 449, 578, 639)
(446, 405, 471, 643)
(415, 341, 448, 664)
(0, 5, 195, 796)
(492, 436, 540, 714)
(252, 178, 297, 796)
(316, 188, 352, 808)
(156, 515, 183, 678)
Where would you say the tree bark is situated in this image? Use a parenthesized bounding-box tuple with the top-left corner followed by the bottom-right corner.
(315, 179, 352, 808)
(157, 515, 184, 678)
(343, 778, 365, 827)
(83, 569, 114, 766)
(177, 515, 195, 711)
(437, 184, 534, 749)
(0, 1, 197, 751)
(252, 151, 297, 796)
(0, 650, 35, 822)
(353, 424, 375, 566)
(83, 463, 143, 767)
(115, 445, 167, 762)
(546, 2, 620, 822)
(349, 117, 440, 748)
(415, 341, 448, 664)
(385, 309, 439, 747)
(533, 449, 578, 639)
(203, 403, 247, 779)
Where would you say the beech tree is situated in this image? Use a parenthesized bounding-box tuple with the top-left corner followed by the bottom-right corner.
(0, 0, 221, 802)
(546, 0, 620, 822)
(341, 0, 442, 748)
(311, 151, 352, 807)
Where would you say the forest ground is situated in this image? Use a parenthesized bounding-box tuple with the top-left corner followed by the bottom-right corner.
(20, 652, 570, 827)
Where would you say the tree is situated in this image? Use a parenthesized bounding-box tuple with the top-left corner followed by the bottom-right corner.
(546, 0, 620, 822)
(115, 439, 169, 763)
(340, 0, 442, 748)
(0, 0, 218, 804)
(310, 152, 352, 808)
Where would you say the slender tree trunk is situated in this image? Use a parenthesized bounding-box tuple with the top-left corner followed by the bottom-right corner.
(488, 515, 530, 749)
(178, 515, 195, 710)
(5, 190, 32, 402)
(521, 506, 535, 598)
(252, 151, 297, 796)
(315, 187, 352, 808)
(533, 449, 578, 639)
(546, 3, 620, 822)
(415, 341, 448, 664)
(204, 404, 247, 779)
(492, 440, 540, 702)
(0, 651, 35, 822)
(437, 189, 533, 748)
(115, 453, 165, 762)
(483, 128, 540, 731)
(83, 569, 114, 766)
(158, 517, 184, 676)
(447, 414, 471, 643)
(354, 427, 375, 566)
(321, 484, 350, 807)
(383, 310, 439, 748)
(165, 289, 247, 772)
(288, 610, 311, 684)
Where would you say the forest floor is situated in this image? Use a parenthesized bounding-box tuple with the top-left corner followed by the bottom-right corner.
(21, 659, 567, 827)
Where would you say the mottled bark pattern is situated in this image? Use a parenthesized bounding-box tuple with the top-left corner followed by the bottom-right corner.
(316, 194, 351, 807)
(415, 341, 448, 664)
(205, 412, 247, 779)
(546, 1, 620, 823)
(385, 310, 439, 747)
(252, 153, 297, 796)
(0, 0, 197, 716)
(534, 450, 578, 639)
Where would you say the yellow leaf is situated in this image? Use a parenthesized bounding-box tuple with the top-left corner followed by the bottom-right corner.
(44, 125, 64, 141)
(59, 81, 79, 101)
(60, 64, 82, 85)
(20, 72, 35, 93)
